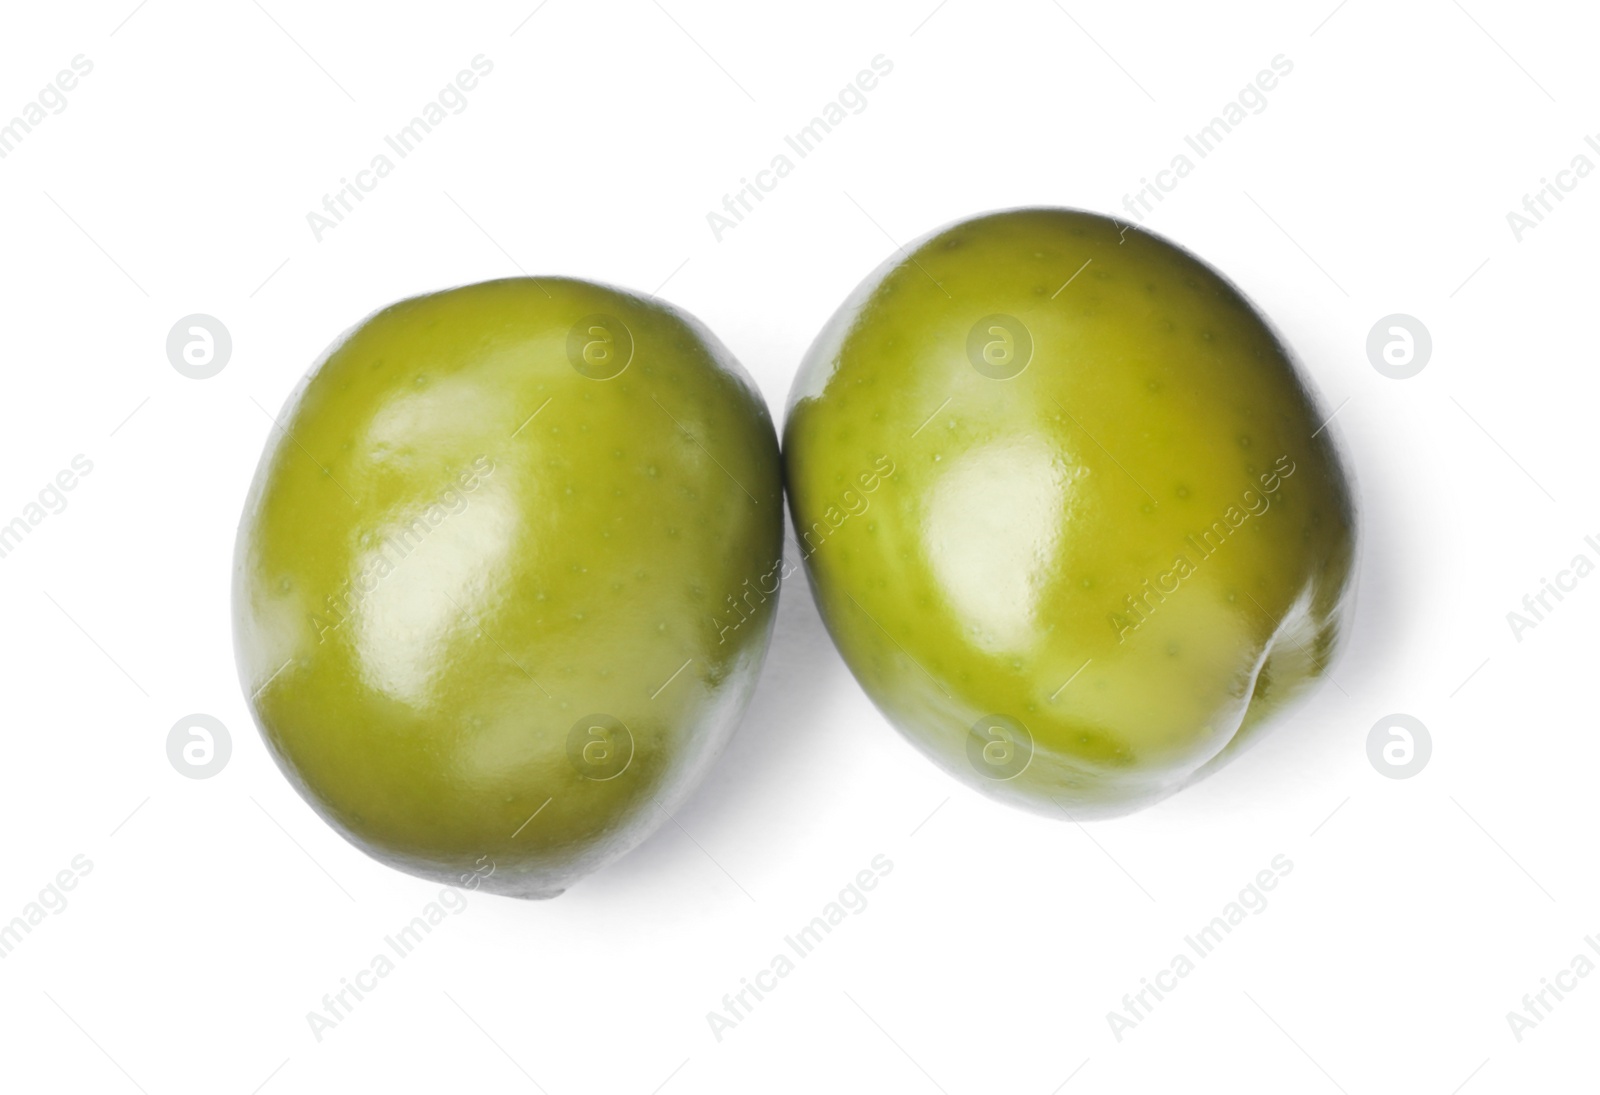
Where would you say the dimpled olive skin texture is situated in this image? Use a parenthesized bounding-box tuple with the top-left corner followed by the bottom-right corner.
(235, 278, 782, 898)
(784, 208, 1355, 818)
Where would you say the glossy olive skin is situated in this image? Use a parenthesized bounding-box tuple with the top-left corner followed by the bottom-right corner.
(235, 278, 783, 897)
(784, 209, 1355, 818)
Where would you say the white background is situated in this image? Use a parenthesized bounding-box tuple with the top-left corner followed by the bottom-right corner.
(1, 1, 1595, 1091)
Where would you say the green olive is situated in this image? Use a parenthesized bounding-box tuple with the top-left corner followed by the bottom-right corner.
(783, 208, 1356, 817)
(234, 277, 783, 897)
